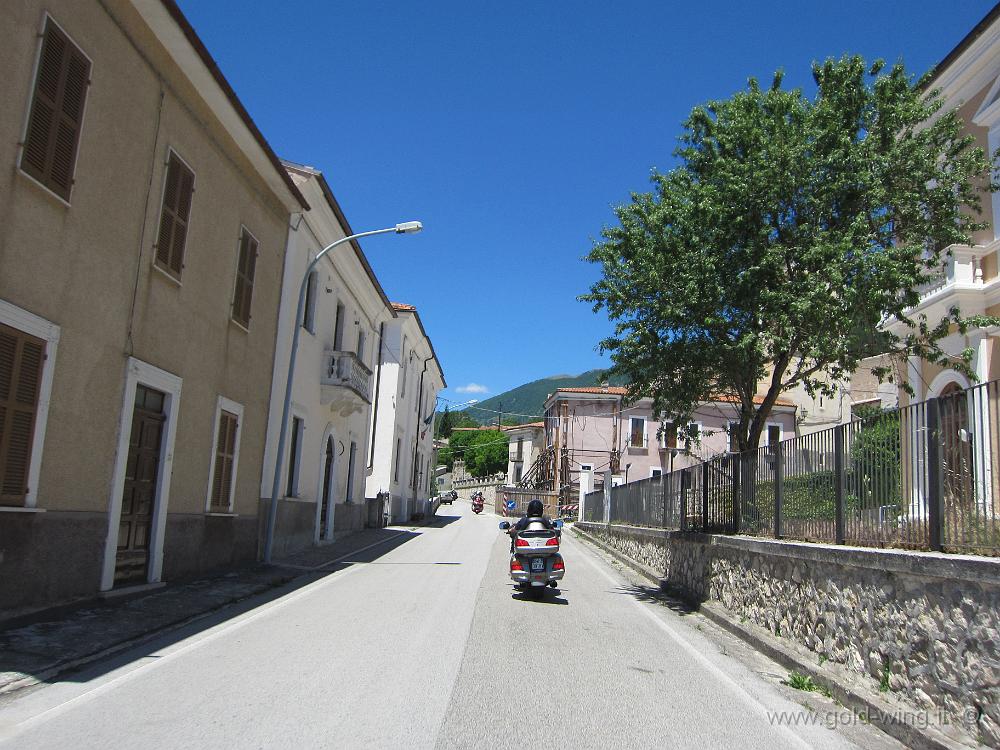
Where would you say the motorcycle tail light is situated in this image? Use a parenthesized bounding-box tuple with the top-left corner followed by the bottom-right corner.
(514, 538, 529, 547)
(544, 537, 559, 546)
(552, 557, 565, 572)
(510, 559, 524, 571)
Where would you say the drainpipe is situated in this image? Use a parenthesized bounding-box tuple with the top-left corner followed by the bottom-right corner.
(368, 320, 386, 470)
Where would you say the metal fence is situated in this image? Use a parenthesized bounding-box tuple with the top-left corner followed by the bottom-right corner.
(587, 378, 1000, 556)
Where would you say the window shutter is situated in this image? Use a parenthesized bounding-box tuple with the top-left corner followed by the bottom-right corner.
(21, 19, 90, 201)
(210, 410, 237, 510)
(232, 229, 258, 327)
(0, 324, 46, 506)
(155, 152, 194, 277)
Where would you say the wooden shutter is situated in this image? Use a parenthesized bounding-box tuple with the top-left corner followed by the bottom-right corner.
(210, 410, 238, 510)
(155, 152, 195, 277)
(0, 324, 46, 506)
(232, 228, 258, 327)
(21, 18, 91, 201)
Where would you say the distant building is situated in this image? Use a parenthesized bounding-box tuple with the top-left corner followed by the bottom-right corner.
(364, 303, 445, 523)
(521, 386, 796, 500)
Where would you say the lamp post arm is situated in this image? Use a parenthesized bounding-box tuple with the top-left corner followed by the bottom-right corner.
(263, 226, 400, 563)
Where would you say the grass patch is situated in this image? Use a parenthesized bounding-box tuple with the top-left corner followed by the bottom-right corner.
(783, 671, 833, 698)
(879, 663, 891, 693)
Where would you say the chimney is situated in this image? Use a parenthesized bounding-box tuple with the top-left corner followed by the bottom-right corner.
(601, 381, 609, 392)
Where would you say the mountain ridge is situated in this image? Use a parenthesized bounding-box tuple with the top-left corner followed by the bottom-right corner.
(449, 369, 627, 425)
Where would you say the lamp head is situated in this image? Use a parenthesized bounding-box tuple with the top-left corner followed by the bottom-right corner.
(395, 221, 423, 234)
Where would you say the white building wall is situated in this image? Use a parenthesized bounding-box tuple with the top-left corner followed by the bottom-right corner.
(261, 168, 391, 543)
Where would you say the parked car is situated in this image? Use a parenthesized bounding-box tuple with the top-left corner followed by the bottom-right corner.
(440, 491, 456, 505)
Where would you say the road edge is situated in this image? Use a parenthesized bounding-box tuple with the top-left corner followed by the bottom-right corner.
(570, 524, 972, 750)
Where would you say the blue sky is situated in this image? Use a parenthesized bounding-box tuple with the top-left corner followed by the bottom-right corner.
(178, 0, 995, 407)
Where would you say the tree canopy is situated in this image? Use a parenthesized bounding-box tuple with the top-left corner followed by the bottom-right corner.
(582, 56, 1000, 452)
(437, 429, 508, 477)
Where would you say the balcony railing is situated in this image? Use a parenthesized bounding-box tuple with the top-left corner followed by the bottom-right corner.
(321, 350, 373, 404)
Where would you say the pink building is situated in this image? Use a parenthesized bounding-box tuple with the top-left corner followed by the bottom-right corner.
(522, 386, 796, 498)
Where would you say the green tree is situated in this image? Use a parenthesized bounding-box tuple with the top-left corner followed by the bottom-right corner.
(583, 56, 1000, 453)
(463, 430, 509, 477)
(435, 406, 455, 439)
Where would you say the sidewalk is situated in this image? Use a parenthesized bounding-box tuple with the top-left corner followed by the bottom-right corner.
(0, 526, 418, 699)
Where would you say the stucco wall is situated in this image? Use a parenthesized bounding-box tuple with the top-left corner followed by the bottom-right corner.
(0, 0, 295, 606)
(578, 521, 1000, 745)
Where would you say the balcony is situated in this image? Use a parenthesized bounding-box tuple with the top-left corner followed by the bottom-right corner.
(321, 350, 372, 414)
(889, 242, 1000, 334)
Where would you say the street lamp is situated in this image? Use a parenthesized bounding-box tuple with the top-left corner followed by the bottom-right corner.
(263, 222, 423, 563)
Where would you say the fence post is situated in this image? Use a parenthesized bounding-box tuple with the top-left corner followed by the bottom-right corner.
(834, 424, 846, 545)
(926, 397, 944, 552)
(680, 470, 688, 532)
(660, 472, 669, 529)
(603, 469, 612, 527)
(702, 461, 710, 532)
(731, 453, 741, 534)
(773, 442, 783, 539)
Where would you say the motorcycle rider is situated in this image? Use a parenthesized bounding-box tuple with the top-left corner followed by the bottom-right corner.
(507, 499, 555, 550)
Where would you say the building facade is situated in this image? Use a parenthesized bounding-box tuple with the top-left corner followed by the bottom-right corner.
(0, 0, 305, 612)
(525, 386, 796, 498)
(364, 304, 445, 523)
(258, 162, 396, 556)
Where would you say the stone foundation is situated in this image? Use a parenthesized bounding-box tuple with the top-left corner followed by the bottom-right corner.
(577, 521, 1000, 746)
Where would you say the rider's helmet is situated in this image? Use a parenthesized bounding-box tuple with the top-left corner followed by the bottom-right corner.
(527, 499, 544, 517)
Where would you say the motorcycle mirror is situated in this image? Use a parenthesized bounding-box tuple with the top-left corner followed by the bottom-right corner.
(498, 522, 510, 530)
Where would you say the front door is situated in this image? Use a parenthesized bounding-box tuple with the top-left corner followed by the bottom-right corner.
(320, 436, 334, 540)
(115, 385, 165, 585)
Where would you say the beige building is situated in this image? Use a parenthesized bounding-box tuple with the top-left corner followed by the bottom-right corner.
(259, 162, 397, 555)
(887, 4, 1000, 399)
(0, 0, 305, 613)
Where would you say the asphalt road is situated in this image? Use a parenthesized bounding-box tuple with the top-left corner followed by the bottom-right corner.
(0, 501, 900, 749)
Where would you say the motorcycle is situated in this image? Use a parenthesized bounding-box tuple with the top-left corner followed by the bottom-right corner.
(471, 494, 484, 514)
(498, 517, 565, 595)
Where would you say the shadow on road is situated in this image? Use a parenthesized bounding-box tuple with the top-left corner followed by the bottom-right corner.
(612, 583, 695, 616)
(510, 587, 569, 605)
(0, 528, 425, 695)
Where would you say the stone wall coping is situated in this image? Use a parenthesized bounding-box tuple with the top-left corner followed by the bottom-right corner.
(575, 521, 1000, 586)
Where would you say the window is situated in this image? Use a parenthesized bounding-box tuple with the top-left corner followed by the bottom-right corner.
(580, 463, 594, 472)
(333, 302, 345, 350)
(766, 424, 782, 446)
(658, 422, 678, 450)
(650, 468, 663, 479)
(0, 323, 46, 506)
(357, 329, 366, 363)
(728, 421, 739, 453)
(20, 17, 91, 202)
(155, 151, 195, 278)
(231, 226, 258, 328)
(302, 272, 317, 332)
(400, 340, 408, 397)
(516, 437, 524, 462)
(514, 465, 523, 483)
(208, 402, 241, 512)
(286, 416, 303, 497)
(629, 417, 646, 448)
(393, 437, 402, 482)
(683, 422, 702, 450)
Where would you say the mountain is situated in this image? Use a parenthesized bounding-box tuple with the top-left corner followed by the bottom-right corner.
(452, 369, 628, 426)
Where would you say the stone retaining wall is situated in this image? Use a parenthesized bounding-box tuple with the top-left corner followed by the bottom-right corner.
(577, 521, 1000, 746)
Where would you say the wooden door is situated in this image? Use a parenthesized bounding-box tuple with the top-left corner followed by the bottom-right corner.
(115, 385, 165, 585)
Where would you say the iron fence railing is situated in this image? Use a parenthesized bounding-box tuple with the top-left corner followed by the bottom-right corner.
(585, 378, 1000, 556)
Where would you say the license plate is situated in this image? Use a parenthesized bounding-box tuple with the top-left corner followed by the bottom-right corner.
(530, 558, 545, 572)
